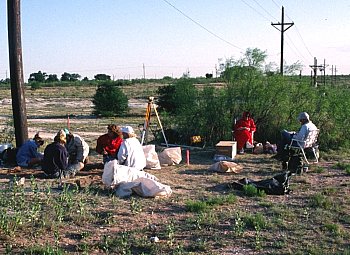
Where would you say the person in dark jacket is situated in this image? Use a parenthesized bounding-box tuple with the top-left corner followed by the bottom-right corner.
(41, 130, 69, 178)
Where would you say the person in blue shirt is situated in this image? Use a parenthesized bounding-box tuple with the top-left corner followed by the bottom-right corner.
(16, 133, 44, 167)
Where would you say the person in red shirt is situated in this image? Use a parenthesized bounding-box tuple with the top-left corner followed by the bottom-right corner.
(96, 124, 123, 163)
(234, 111, 256, 154)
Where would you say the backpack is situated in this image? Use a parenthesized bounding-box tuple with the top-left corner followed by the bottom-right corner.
(0, 147, 18, 166)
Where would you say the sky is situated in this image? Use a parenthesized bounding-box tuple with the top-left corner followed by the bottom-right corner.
(1, 0, 350, 81)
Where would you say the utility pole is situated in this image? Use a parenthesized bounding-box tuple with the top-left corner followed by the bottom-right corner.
(309, 57, 322, 87)
(143, 63, 146, 80)
(271, 6, 294, 75)
(7, 0, 28, 147)
(323, 59, 327, 87)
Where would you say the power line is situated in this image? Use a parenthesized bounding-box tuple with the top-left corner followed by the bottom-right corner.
(285, 34, 309, 63)
(271, 0, 281, 9)
(161, 0, 243, 50)
(251, 0, 279, 22)
(240, 0, 271, 22)
(293, 25, 314, 58)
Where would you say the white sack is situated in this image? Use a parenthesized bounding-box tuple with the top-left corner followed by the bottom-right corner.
(102, 160, 158, 188)
(158, 147, 182, 166)
(142, 145, 161, 169)
(115, 177, 172, 198)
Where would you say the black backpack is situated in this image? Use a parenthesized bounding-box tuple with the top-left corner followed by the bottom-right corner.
(0, 147, 18, 166)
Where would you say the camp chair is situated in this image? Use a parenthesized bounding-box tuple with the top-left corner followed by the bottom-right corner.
(288, 129, 320, 164)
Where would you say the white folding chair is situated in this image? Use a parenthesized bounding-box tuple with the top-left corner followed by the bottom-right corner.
(289, 129, 320, 164)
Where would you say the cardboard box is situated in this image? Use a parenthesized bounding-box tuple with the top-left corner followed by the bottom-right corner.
(215, 141, 237, 159)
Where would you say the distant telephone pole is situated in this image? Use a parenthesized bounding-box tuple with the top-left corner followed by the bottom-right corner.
(309, 57, 323, 87)
(143, 63, 146, 79)
(7, 0, 28, 147)
(271, 6, 294, 75)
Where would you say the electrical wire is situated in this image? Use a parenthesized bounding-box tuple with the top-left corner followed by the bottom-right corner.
(240, 0, 271, 22)
(161, 0, 243, 50)
(251, 0, 279, 22)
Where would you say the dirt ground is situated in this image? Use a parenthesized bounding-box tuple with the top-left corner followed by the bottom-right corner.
(0, 148, 349, 254)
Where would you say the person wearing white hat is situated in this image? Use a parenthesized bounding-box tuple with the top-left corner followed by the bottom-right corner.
(275, 111, 318, 160)
(117, 126, 146, 170)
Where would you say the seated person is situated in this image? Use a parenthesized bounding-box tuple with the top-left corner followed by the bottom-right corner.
(234, 111, 256, 154)
(16, 132, 44, 167)
(275, 112, 318, 160)
(64, 129, 90, 173)
(96, 124, 123, 164)
(117, 126, 146, 171)
(41, 130, 69, 178)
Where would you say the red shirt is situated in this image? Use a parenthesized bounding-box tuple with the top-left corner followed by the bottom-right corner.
(96, 134, 122, 157)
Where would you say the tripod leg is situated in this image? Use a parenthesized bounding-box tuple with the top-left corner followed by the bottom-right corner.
(141, 102, 152, 145)
(153, 103, 169, 147)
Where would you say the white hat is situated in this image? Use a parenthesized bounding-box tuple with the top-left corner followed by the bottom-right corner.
(298, 112, 310, 121)
(121, 126, 135, 134)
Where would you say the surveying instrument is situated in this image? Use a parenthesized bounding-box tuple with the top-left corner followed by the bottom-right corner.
(140, 97, 168, 147)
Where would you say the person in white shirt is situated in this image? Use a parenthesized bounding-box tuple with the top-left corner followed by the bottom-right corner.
(117, 126, 146, 170)
(275, 112, 318, 160)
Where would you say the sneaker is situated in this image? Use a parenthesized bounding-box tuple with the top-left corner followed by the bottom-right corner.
(238, 149, 245, 154)
(246, 142, 254, 149)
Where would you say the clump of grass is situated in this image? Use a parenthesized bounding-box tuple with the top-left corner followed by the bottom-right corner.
(243, 185, 266, 197)
(185, 200, 210, 213)
(323, 223, 343, 237)
(243, 213, 268, 229)
(185, 194, 236, 213)
(309, 193, 333, 209)
(314, 166, 325, 173)
(333, 162, 350, 175)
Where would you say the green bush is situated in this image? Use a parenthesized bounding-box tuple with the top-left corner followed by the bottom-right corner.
(92, 82, 129, 117)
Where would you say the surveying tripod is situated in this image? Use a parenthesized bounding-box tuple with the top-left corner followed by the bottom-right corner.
(140, 97, 168, 147)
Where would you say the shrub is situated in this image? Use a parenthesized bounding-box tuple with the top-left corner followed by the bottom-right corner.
(30, 81, 42, 90)
(92, 82, 128, 117)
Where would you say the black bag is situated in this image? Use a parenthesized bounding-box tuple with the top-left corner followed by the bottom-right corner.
(0, 147, 18, 166)
(231, 171, 292, 195)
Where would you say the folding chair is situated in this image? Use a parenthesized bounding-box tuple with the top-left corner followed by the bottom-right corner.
(288, 129, 320, 164)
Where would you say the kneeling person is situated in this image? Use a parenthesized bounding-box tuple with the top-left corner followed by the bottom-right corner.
(64, 129, 89, 174)
(117, 126, 146, 171)
(42, 130, 69, 178)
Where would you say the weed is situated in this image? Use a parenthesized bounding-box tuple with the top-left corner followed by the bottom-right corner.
(130, 197, 143, 214)
(166, 220, 175, 247)
(243, 184, 266, 197)
(185, 200, 209, 213)
(323, 223, 343, 237)
(314, 166, 325, 173)
(310, 193, 333, 209)
(334, 162, 350, 175)
(185, 194, 236, 213)
(24, 243, 65, 255)
(232, 212, 245, 237)
(254, 225, 262, 250)
(243, 213, 268, 230)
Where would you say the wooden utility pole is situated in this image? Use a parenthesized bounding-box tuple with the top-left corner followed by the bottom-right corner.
(143, 63, 146, 79)
(271, 6, 294, 75)
(7, 0, 28, 147)
(309, 57, 322, 87)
